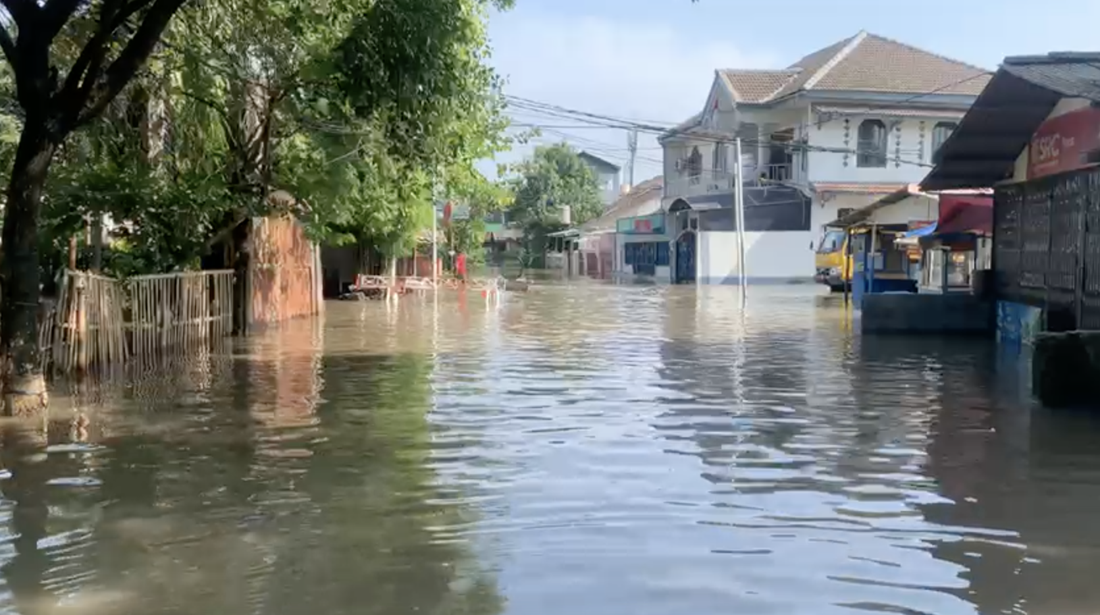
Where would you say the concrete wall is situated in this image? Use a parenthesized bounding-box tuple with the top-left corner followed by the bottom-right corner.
(595, 169, 621, 206)
(861, 293, 993, 334)
(698, 230, 817, 283)
(807, 114, 962, 184)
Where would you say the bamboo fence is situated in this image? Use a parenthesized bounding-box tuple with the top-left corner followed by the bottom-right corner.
(127, 270, 234, 363)
(52, 270, 129, 373)
(45, 269, 235, 374)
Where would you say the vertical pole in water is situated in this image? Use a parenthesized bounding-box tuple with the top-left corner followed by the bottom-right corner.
(734, 138, 748, 294)
(431, 200, 439, 288)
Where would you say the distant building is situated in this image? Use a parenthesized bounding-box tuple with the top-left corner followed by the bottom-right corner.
(661, 30, 991, 284)
(576, 177, 664, 280)
(578, 151, 622, 207)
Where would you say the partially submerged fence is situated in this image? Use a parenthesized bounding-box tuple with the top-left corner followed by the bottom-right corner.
(45, 269, 235, 374)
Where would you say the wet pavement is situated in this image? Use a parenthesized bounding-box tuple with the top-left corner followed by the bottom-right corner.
(0, 283, 1098, 615)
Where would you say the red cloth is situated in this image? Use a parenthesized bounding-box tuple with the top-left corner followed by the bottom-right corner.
(937, 195, 993, 236)
(455, 253, 467, 278)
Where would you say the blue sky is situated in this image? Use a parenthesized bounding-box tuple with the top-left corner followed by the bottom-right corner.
(484, 0, 1100, 182)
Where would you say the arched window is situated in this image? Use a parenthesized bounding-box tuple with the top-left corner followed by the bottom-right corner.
(857, 119, 887, 168)
(712, 143, 727, 174)
(931, 121, 958, 163)
(687, 146, 702, 182)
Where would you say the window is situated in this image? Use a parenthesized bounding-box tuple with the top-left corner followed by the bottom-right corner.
(687, 146, 702, 181)
(857, 119, 887, 168)
(817, 229, 846, 253)
(623, 241, 670, 275)
(712, 143, 727, 173)
(931, 122, 957, 164)
(799, 136, 808, 174)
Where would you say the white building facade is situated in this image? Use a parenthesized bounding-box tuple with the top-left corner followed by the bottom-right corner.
(660, 31, 991, 284)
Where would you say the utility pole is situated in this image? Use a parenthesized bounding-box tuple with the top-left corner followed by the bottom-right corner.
(734, 139, 747, 293)
(626, 128, 638, 186)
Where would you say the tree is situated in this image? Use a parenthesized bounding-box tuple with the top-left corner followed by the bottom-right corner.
(308, 0, 515, 270)
(0, 0, 191, 414)
(507, 143, 602, 259)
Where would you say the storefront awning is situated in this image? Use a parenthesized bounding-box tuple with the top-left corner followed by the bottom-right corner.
(546, 228, 580, 238)
(902, 223, 938, 238)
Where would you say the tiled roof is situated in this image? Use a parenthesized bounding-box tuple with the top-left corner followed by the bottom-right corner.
(722, 31, 991, 105)
(770, 36, 855, 99)
(580, 177, 664, 233)
(720, 69, 798, 103)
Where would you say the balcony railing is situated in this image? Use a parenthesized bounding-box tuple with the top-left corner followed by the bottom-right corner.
(665, 163, 798, 199)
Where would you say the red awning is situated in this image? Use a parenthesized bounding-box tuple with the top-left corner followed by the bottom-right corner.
(935, 195, 993, 236)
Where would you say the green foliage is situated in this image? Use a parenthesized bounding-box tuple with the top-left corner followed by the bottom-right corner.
(1, 0, 517, 277)
(507, 143, 603, 232)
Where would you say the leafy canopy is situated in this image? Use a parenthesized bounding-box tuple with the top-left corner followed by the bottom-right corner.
(508, 143, 603, 232)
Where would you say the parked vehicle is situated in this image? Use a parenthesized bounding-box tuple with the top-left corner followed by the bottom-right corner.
(814, 226, 849, 292)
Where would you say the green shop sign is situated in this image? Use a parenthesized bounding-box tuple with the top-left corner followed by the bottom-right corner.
(616, 214, 665, 235)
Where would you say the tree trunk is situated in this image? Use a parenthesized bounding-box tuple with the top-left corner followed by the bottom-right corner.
(90, 215, 104, 272)
(231, 220, 252, 335)
(1, 126, 56, 416)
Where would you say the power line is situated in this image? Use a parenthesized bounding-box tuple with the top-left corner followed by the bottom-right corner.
(505, 95, 933, 169)
(811, 72, 989, 129)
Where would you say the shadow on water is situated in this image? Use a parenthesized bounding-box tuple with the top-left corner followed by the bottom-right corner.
(1, 287, 1100, 614)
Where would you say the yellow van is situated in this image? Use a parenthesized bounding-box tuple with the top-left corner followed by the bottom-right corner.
(814, 225, 917, 292)
(814, 227, 849, 292)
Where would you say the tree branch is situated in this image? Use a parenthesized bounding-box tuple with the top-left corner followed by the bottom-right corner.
(40, 0, 84, 42)
(0, 0, 35, 29)
(0, 26, 15, 67)
(57, 0, 152, 109)
(75, 0, 188, 129)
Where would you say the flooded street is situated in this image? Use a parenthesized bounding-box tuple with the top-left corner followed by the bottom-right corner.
(2, 284, 1099, 614)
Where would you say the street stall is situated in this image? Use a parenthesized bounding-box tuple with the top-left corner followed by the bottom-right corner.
(848, 223, 919, 306)
(895, 194, 993, 293)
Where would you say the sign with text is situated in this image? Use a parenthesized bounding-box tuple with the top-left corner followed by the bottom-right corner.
(1028, 106, 1100, 180)
(616, 214, 665, 235)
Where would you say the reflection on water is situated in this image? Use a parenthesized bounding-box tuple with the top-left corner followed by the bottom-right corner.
(0, 285, 1097, 614)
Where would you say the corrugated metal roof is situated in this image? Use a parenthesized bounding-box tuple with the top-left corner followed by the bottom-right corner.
(921, 52, 1100, 190)
(1001, 56, 1100, 102)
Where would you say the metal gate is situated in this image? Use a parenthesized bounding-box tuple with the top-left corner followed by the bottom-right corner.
(994, 166, 1100, 330)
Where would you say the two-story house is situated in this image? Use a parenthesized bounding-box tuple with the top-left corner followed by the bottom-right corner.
(579, 151, 623, 208)
(660, 31, 991, 284)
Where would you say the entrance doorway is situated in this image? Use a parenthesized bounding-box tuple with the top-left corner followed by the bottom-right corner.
(675, 230, 696, 283)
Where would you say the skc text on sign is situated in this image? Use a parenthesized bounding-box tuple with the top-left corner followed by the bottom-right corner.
(1028, 107, 1100, 180)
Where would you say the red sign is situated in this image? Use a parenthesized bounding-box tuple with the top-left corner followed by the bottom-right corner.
(1028, 107, 1100, 179)
(633, 218, 653, 233)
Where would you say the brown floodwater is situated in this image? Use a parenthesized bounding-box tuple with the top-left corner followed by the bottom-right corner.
(0, 283, 1098, 615)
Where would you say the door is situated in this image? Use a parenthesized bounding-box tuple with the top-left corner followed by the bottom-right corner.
(851, 232, 868, 307)
(675, 231, 696, 283)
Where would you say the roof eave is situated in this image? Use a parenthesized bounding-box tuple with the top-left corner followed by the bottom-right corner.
(920, 69, 1066, 191)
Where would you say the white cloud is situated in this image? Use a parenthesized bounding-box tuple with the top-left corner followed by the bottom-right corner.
(481, 11, 780, 182)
